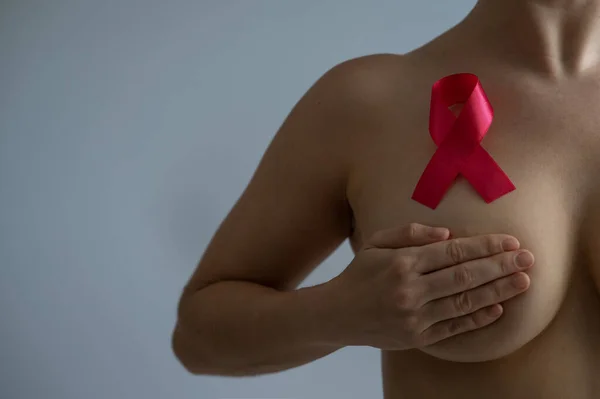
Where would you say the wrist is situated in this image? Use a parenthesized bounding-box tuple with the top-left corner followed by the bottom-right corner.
(289, 277, 350, 348)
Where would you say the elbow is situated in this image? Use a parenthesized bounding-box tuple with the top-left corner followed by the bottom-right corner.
(171, 285, 261, 377)
(172, 288, 211, 375)
(171, 323, 209, 376)
(172, 320, 274, 377)
(171, 324, 257, 377)
(172, 289, 230, 376)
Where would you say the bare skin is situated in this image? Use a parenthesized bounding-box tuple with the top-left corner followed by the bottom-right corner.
(173, 1, 600, 398)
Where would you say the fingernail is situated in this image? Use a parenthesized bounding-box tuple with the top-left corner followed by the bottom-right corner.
(487, 305, 503, 317)
(429, 228, 449, 239)
(515, 251, 534, 269)
(502, 238, 520, 251)
(512, 273, 530, 289)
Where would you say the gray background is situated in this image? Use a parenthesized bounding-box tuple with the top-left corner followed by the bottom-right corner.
(0, 1, 475, 398)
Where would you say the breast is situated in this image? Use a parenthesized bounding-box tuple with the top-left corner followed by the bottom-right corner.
(411, 176, 576, 362)
(348, 120, 589, 362)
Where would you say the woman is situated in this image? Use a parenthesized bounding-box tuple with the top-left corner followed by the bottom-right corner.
(173, 1, 600, 397)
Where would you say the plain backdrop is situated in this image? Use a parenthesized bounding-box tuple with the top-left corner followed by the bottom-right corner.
(0, 1, 476, 398)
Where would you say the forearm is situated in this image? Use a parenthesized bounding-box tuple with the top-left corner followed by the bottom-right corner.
(172, 280, 345, 376)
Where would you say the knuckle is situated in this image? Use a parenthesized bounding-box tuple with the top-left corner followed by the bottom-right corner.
(411, 331, 427, 348)
(454, 292, 473, 314)
(453, 265, 473, 288)
(499, 253, 512, 275)
(402, 314, 421, 332)
(493, 280, 504, 299)
(446, 239, 465, 264)
(406, 223, 420, 240)
(392, 252, 415, 275)
(485, 235, 499, 254)
(447, 318, 464, 335)
(395, 288, 417, 310)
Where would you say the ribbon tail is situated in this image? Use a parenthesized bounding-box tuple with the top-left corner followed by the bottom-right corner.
(460, 146, 516, 203)
(412, 148, 461, 209)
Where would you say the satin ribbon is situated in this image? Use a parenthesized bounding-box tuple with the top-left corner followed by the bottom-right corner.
(411, 73, 516, 209)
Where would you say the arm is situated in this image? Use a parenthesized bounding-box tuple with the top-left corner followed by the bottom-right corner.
(172, 59, 367, 376)
(173, 280, 345, 376)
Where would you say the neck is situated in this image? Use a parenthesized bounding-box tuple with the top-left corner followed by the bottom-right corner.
(457, 0, 600, 77)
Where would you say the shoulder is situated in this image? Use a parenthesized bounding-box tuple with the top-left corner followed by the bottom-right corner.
(277, 51, 437, 162)
(309, 53, 413, 109)
(288, 53, 426, 139)
(324, 53, 405, 83)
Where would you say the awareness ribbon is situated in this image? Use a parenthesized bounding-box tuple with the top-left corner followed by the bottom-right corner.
(411, 73, 516, 209)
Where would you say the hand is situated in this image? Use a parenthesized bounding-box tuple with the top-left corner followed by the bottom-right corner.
(328, 223, 534, 350)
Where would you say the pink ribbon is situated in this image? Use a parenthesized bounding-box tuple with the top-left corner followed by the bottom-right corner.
(411, 73, 516, 209)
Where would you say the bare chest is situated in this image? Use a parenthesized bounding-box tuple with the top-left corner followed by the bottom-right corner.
(346, 80, 600, 363)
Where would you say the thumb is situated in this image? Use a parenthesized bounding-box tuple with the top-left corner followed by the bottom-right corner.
(365, 223, 450, 249)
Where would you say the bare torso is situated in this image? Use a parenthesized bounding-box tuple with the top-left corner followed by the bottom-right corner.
(344, 34, 600, 398)
(176, 2, 600, 396)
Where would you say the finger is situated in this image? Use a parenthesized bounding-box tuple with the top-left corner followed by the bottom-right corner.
(414, 234, 520, 274)
(419, 305, 503, 347)
(419, 249, 534, 302)
(420, 272, 530, 328)
(365, 223, 450, 249)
